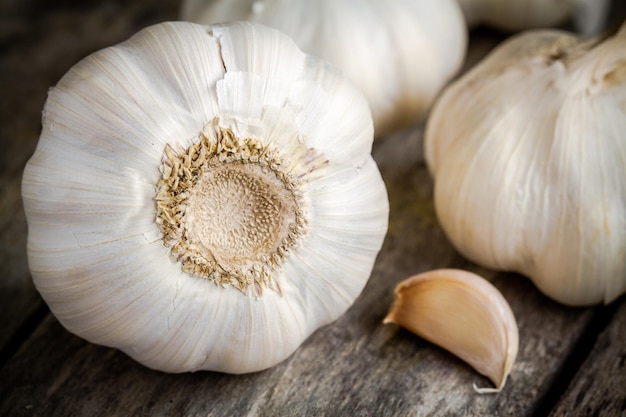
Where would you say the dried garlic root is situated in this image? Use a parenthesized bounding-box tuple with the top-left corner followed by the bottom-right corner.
(384, 269, 519, 393)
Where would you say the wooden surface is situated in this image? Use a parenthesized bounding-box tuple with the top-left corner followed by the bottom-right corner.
(1, 1, 625, 416)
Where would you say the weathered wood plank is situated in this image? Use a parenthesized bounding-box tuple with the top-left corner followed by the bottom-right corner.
(548, 300, 626, 417)
(0, 177, 41, 357)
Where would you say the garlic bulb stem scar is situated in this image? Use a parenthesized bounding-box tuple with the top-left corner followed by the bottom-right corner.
(155, 121, 309, 296)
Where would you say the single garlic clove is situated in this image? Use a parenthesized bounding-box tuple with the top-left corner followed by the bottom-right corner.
(384, 269, 519, 393)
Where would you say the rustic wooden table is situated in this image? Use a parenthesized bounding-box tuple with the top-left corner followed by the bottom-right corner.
(1, 1, 625, 416)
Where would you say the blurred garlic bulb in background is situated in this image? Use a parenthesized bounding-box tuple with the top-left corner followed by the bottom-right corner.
(22, 21, 389, 373)
(457, 0, 612, 35)
(181, 0, 468, 138)
(425, 23, 626, 306)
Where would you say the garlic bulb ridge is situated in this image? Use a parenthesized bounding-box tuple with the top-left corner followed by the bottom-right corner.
(425, 23, 626, 306)
(181, 0, 468, 137)
(22, 21, 389, 373)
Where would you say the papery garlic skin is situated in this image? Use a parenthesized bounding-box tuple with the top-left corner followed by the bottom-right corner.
(425, 24, 626, 306)
(181, 0, 468, 138)
(22, 21, 389, 373)
(457, 0, 611, 35)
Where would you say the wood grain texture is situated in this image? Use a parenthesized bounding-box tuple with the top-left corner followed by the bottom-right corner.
(549, 301, 626, 417)
(1, 1, 625, 416)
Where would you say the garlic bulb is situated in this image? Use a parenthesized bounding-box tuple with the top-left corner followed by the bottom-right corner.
(180, 0, 468, 137)
(425, 23, 626, 306)
(384, 269, 518, 393)
(458, 0, 612, 35)
(22, 21, 389, 373)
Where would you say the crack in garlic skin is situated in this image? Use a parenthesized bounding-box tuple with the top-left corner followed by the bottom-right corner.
(155, 121, 308, 296)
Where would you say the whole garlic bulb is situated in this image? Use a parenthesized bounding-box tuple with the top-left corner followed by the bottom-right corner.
(457, 0, 612, 35)
(22, 21, 389, 373)
(425, 23, 626, 306)
(181, 0, 468, 137)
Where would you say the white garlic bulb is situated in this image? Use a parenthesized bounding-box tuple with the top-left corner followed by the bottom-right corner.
(22, 21, 389, 373)
(425, 23, 626, 306)
(181, 0, 468, 137)
(458, 0, 612, 35)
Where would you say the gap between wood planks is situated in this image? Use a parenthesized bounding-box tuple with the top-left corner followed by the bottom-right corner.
(531, 300, 622, 416)
(0, 301, 49, 370)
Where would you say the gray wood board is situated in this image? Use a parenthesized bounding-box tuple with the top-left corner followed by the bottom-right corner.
(549, 301, 626, 417)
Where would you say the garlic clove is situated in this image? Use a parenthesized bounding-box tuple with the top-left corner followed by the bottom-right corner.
(181, 0, 467, 137)
(22, 21, 389, 374)
(384, 269, 519, 393)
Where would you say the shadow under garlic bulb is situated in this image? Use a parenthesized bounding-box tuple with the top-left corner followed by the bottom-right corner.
(22, 21, 389, 373)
